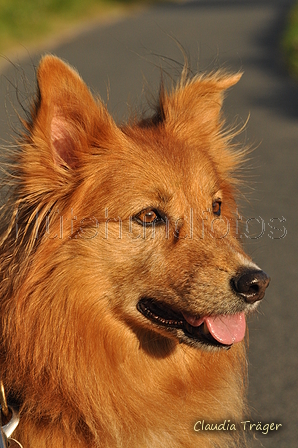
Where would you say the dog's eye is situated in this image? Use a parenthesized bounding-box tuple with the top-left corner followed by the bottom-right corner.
(134, 208, 165, 226)
(212, 200, 222, 216)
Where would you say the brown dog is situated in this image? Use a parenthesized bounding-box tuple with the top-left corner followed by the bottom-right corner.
(0, 56, 269, 447)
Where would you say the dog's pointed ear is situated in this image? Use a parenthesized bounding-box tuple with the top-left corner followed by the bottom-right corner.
(158, 72, 242, 133)
(30, 55, 118, 169)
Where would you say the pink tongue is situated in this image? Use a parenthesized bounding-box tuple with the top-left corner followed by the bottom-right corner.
(181, 313, 204, 327)
(183, 312, 246, 345)
(205, 313, 246, 345)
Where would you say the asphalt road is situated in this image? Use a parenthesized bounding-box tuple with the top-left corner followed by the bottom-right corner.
(0, 0, 297, 446)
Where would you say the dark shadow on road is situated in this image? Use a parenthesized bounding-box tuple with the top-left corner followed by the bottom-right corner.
(168, 0, 294, 8)
(251, 2, 298, 119)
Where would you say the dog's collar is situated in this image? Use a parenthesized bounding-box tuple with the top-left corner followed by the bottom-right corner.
(0, 380, 21, 447)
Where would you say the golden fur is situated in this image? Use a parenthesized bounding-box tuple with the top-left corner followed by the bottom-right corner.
(0, 56, 267, 447)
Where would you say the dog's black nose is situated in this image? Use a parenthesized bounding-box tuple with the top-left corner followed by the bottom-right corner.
(231, 269, 270, 304)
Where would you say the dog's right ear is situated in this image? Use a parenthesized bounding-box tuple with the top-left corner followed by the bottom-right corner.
(28, 55, 120, 170)
(16, 55, 124, 207)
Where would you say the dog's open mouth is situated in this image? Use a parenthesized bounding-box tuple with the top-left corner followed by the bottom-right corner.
(137, 298, 246, 349)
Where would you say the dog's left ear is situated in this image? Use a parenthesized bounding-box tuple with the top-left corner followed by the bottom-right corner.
(156, 72, 242, 134)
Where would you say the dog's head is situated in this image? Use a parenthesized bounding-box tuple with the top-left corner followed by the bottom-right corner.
(6, 56, 270, 354)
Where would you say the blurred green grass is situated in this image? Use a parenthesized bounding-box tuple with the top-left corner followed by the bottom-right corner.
(282, 2, 298, 79)
(0, 0, 146, 53)
(2, 0, 298, 79)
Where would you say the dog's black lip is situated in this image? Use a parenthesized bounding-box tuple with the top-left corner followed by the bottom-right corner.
(137, 298, 230, 348)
